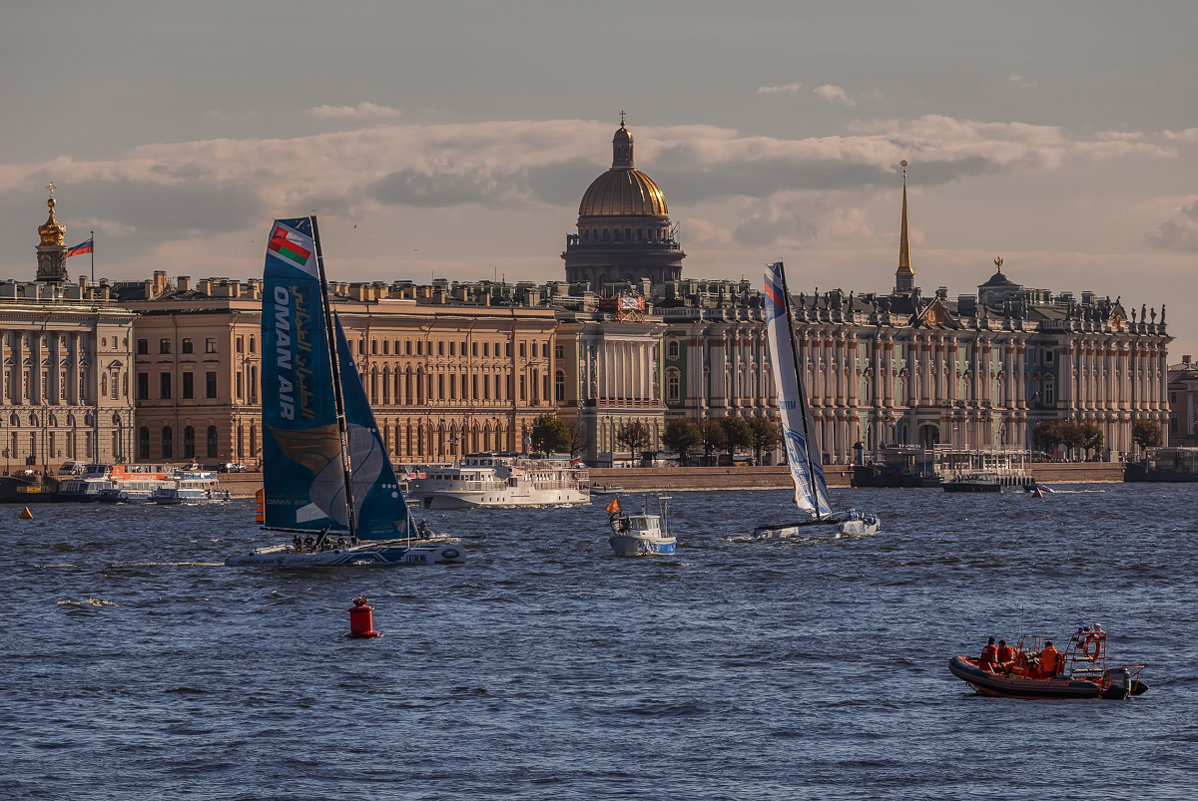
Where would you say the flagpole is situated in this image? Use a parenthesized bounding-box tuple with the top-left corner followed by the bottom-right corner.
(90, 229, 95, 284)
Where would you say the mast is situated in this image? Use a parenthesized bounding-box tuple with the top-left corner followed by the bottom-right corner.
(776, 261, 823, 518)
(310, 215, 357, 539)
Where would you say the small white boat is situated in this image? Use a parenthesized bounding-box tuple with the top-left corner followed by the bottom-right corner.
(607, 496, 676, 557)
(151, 470, 231, 504)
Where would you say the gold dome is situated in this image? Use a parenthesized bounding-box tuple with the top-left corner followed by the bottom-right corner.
(577, 118, 669, 218)
(39, 183, 66, 247)
(578, 168, 669, 218)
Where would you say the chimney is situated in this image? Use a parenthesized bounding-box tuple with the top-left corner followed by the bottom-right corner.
(177, 276, 191, 292)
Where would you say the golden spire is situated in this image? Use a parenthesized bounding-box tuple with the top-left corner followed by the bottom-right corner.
(39, 180, 66, 247)
(612, 112, 634, 169)
(895, 161, 914, 292)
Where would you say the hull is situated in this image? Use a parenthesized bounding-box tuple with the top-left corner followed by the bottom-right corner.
(948, 656, 1146, 700)
(225, 540, 465, 567)
(943, 482, 1001, 493)
(608, 534, 676, 557)
(837, 517, 881, 536)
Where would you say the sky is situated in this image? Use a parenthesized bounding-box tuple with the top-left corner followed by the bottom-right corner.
(2, 1, 1197, 350)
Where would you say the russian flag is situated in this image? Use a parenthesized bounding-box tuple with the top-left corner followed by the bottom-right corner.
(66, 238, 93, 257)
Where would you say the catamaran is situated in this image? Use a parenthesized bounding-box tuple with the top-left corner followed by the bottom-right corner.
(753, 261, 881, 539)
(226, 217, 463, 567)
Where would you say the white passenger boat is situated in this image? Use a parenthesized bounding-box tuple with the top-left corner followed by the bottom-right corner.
(58, 463, 176, 502)
(409, 452, 590, 510)
(151, 470, 231, 504)
(607, 495, 676, 557)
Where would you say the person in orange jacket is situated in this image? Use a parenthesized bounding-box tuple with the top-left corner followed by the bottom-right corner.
(979, 637, 999, 672)
(996, 639, 1015, 672)
(1039, 640, 1062, 678)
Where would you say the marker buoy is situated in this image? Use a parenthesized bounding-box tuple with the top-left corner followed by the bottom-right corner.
(348, 595, 381, 639)
(18, 506, 33, 520)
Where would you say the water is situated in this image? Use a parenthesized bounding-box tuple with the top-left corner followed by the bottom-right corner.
(2, 484, 1195, 800)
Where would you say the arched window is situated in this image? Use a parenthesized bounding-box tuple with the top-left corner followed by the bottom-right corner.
(183, 426, 196, 459)
(162, 427, 173, 459)
(667, 370, 681, 403)
(555, 370, 566, 402)
(138, 427, 150, 460)
(206, 426, 218, 459)
(667, 340, 680, 359)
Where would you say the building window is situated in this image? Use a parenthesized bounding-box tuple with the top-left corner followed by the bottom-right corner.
(667, 340, 680, 359)
(137, 339, 149, 355)
(667, 371, 680, 403)
(205, 338, 217, 354)
(206, 371, 217, 399)
(137, 373, 149, 401)
(207, 426, 218, 459)
(555, 344, 564, 359)
(138, 427, 150, 460)
(162, 427, 173, 459)
(236, 336, 244, 353)
(181, 338, 194, 354)
(555, 370, 565, 402)
(472, 342, 478, 357)
(249, 335, 256, 353)
(159, 338, 171, 354)
(183, 426, 196, 459)
(182, 372, 195, 399)
(520, 342, 526, 358)
(160, 373, 172, 399)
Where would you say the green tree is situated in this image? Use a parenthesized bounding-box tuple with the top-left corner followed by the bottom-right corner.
(698, 418, 728, 464)
(1079, 421, 1104, 456)
(747, 417, 782, 464)
(662, 418, 703, 465)
(529, 414, 573, 455)
(718, 415, 753, 463)
(615, 420, 651, 461)
(1132, 419, 1162, 454)
(1033, 421, 1063, 455)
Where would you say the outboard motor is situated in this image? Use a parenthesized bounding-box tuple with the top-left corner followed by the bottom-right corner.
(1103, 668, 1133, 700)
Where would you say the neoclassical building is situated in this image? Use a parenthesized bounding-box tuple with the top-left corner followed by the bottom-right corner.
(122, 276, 559, 466)
(0, 187, 137, 471)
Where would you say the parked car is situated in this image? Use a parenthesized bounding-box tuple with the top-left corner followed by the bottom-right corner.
(212, 462, 246, 473)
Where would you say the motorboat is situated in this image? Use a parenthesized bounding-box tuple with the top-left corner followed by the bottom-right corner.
(942, 471, 1003, 493)
(948, 625, 1147, 700)
(151, 470, 231, 504)
(607, 495, 676, 556)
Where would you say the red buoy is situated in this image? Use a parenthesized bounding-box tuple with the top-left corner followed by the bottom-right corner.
(348, 595, 381, 639)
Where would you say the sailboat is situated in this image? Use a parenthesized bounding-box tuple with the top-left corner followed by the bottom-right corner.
(753, 261, 881, 539)
(226, 217, 464, 567)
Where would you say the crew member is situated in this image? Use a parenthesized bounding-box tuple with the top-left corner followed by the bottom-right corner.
(979, 637, 999, 672)
(996, 639, 1015, 672)
(1039, 640, 1062, 678)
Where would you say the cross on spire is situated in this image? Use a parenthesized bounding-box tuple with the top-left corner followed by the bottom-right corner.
(619, 110, 626, 126)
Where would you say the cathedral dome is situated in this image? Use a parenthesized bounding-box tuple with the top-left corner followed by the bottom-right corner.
(578, 120, 669, 218)
(578, 168, 668, 217)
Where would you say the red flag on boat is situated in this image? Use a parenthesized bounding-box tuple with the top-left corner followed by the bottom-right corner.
(605, 497, 620, 515)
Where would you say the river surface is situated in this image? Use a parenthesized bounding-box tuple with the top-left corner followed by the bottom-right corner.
(2, 483, 1195, 800)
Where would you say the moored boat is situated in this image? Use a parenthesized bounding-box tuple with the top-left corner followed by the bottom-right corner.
(410, 452, 590, 510)
(607, 495, 676, 556)
(948, 625, 1147, 700)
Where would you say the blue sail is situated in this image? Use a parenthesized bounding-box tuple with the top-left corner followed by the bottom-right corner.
(332, 313, 415, 540)
(763, 261, 832, 518)
(261, 217, 346, 533)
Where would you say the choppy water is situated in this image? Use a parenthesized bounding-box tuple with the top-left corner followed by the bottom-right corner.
(1, 483, 1195, 800)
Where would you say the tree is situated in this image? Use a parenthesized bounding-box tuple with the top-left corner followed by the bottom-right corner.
(747, 417, 782, 465)
(1079, 421, 1104, 457)
(698, 418, 728, 464)
(615, 420, 651, 461)
(1033, 421, 1063, 455)
(1132, 419, 1162, 454)
(662, 418, 702, 465)
(529, 414, 573, 455)
(718, 415, 753, 463)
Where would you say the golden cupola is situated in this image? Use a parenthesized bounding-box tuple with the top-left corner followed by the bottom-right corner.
(577, 120, 669, 218)
(39, 183, 67, 247)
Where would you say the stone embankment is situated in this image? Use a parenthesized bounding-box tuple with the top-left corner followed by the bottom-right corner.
(215, 462, 1127, 498)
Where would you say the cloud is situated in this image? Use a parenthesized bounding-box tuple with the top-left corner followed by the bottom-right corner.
(1008, 74, 1039, 89)
(1148, 199, 1198, 252)
(308, 102, 402, 120)
(1163, 127, 1198, 143)
(755, 83, 802, 95)
(813, 85, 855, 106)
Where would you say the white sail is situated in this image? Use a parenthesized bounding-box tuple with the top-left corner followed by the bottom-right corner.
(763, 262, 832, 519)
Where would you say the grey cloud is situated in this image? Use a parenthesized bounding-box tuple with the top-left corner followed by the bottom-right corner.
(369, 168, 521, 209)
(1149, 200, 1198, 252)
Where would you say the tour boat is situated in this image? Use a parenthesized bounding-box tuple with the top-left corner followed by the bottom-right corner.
(753, 262, 881, 539)
(409, 452, 590, 510)
(150, 470, 231, 504)
(225, 216, 463, 567)
(57, 463, 175, 502)
(607, 495, 676, 556)
(948, 626, 1148, 700)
